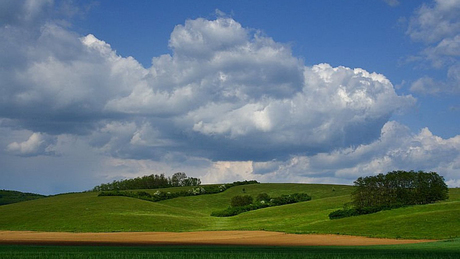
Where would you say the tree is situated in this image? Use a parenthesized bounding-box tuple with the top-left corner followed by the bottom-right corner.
(330, 170, 449, 220)
(92, 172, 201, 191)
(182, 177, 201, 187)
(171, 172, 187, 187)
(351, 170, 448, 209)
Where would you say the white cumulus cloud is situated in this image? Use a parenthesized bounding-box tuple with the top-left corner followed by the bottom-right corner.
(251, 121, 460, 187)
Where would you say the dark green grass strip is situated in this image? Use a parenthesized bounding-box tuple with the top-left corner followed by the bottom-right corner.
(1, 242, 459, 259)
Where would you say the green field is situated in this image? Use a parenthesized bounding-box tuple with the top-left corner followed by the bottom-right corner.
(0, 184, 459, 239)
(1, 240, 460, 259)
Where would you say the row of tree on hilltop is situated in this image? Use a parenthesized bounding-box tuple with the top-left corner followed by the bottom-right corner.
(92, 172, 201, 191)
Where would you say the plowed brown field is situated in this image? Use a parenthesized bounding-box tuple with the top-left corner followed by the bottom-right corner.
(0, 231, 435, 246)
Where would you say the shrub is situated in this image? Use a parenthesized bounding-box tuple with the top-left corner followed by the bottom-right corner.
(270, 193, 311, 206)
(211, 203, 270, 217)
(98, 180, 261, 203)
(212, 192, 312, 217)
(329, 203, 409, 220)
(256, 193, 270, 203)
(231, 195, 253, 207)
(328, 208, 358, 219)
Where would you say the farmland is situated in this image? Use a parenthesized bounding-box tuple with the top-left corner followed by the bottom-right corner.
(0, 240, 460, 259)
(0, 183, 458, 240)
(0, 183, 459, 258)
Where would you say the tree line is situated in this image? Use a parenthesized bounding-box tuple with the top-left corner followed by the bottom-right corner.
(98, 180, 260, 202)
(329, 170, 449, 219)
(92, 172, 201, 191)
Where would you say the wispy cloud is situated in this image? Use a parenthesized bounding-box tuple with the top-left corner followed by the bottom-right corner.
(383, 0, 400, 7)
(407, 0, 460, 94)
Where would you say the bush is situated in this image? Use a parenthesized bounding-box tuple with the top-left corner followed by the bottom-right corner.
(328, 203, 407, 220)
(212, 192, 312, 217)
(231, 195, 253, 207)
(328, 208, 358, 219)
(211, 203, 270, 217)
(270, 193, 311, 206)
(256, 193, 270, 203)
(98, 181, 260, 203)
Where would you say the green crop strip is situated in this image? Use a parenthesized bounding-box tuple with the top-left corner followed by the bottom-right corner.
(1, 241, 460, 259)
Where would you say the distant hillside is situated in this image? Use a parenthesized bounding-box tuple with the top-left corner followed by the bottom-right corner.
(0, 184, 458, 240)
(0, 190, 45, 206)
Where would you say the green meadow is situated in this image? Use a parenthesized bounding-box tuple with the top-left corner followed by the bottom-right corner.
(0, 183, 459, 240)
(1, 240, 460, 259)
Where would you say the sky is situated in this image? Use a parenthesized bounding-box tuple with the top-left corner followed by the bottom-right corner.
(1, 0, 459, 195)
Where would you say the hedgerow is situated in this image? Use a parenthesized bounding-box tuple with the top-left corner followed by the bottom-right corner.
(211, 193, 311, 217)
(98, 180, 259, 202)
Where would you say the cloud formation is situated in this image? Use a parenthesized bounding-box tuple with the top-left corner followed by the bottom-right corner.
(6, 132, 55, 156)
(255, 121, 460, 183)
(1, 6, 415, 160)
(0, 1, 458, 194)
(104, 17, 415, 161)
(407, 0, 460, 94)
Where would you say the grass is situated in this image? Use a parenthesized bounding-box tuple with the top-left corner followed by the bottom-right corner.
(0, 184, 459, 239)
(1, 239, 460, 259)
(0, 192, 208, 232)
(0, 190, 45, 206)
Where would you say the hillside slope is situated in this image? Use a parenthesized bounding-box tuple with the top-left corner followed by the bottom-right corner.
(0, 190, 45, 206)
(0, 184, 458, 239)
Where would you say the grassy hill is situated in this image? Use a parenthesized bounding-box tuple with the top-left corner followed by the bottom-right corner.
(0, 183, 458, 240)
(0, 190, 45, 206)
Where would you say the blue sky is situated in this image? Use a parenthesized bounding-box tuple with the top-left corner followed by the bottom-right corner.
(1, 0, 459, 194)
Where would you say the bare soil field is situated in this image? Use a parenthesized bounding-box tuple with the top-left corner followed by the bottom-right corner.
(0, 231, 435, 246)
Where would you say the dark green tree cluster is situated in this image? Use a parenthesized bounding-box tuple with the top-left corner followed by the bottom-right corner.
(329, 170, 449, 219)
(352, 170, 448, 208)
(92, 172, 201, 191)
(211, 192, 311, 217)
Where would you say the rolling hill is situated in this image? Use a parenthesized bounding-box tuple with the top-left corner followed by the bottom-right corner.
(0, 190, 45, 206)
(0, 183, 458, 240)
